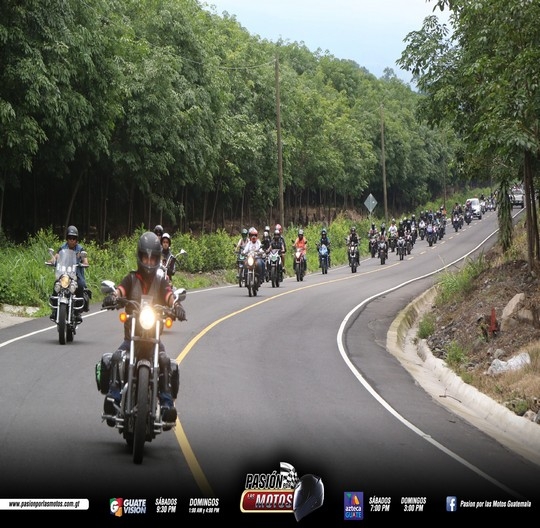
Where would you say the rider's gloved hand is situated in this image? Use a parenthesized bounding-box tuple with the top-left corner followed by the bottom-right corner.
(102, 294, 116, 308)
(174, 302, 187, 321)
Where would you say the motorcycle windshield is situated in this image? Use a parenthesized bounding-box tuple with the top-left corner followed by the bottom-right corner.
(54, 248, 79, 280)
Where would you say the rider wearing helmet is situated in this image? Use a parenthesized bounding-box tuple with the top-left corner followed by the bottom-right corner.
(275, 224, 287, 271)
(261, 228, 272, 252)
(236, 228, 249, 253)
(153, 224, 164, 241)
(346, 226, 359, 246)
(293, 229, 308, 273)
(318, 228, 331, 267)
(242, 228, 265, 284)
(269, 229, 286, 280)
(160, 232, 176, 279)
(49, 225, 90, 322)
(101, 232, 186, 425)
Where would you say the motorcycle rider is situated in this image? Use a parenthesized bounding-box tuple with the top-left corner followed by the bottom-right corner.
(242, 228, 265, 284)
(268, 229, 286, 280)
(293, 229, 308, 273)
(261, 228, 272, 252)
(160, 232, 176, 280)
(317, 228, 331, 267)
(235, 228, 249, 253)
(49, 225, 90, 322)
(388, 219, 398, 251)
(346, 226, 359, 246)
(101, 231, 187, 425)
(153, 224, 164, 243)
(377, 223, 388, 257)
(275, 223, 287, 271)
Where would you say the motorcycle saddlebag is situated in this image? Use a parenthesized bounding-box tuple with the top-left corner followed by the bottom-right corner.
(95, 352, 113, 394)
(171, 360, 179, 398)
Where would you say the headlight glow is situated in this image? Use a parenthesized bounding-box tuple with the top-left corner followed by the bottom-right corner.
(247, 255, 254, 266)
(59, 275, 70, 289)
(140, 305, 156, 330)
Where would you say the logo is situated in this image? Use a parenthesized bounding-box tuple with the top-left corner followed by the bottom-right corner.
(240, 461, 324, 522)
(109, 497, 147, 516)
(344, 492, 363, 520)
(110, 498, 123, 517)
(446, 496, 457, 512)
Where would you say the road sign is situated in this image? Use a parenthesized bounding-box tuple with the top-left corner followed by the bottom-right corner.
(364, 193, 377, 213)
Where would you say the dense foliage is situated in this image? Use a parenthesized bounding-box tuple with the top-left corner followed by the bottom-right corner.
(1, 0, 457, 243)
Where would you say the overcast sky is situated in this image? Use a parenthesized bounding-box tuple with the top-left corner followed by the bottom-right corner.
(201, 0, 450, 84)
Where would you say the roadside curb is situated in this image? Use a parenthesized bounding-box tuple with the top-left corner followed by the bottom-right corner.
(387, 286, 540, 467)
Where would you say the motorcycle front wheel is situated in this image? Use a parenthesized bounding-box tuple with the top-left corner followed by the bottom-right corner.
(58, 303, 68, 345)
(133, 366, 150, 465)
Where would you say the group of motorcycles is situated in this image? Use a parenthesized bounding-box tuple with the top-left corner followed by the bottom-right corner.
(235, 246, 287, 297)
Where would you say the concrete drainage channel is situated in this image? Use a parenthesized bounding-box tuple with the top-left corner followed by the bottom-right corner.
(387, 286, 540, 466)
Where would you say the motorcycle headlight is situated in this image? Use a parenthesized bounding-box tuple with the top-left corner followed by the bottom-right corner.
(247, 255, 254, 266)
(59, 274, 70, 289)
(140, 305, 157, 330)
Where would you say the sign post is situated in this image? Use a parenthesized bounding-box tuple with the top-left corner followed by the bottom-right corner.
(364, 194, 377, 220)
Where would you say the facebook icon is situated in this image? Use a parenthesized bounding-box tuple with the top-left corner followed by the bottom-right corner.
(446, 496, 457, 512)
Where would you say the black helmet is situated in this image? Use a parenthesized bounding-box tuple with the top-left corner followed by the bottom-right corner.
(321, 229, 327, 236)
(293, 474, 324, 522)
(137, 232, 162, 278)
(66, 225, 78, 239)
(153, 224, 164, 237)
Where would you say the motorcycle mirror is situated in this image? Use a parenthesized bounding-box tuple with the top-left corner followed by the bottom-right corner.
(101, 279, 116, 294)
(173, 287, 187, 303)
(80, 250, 87, 259)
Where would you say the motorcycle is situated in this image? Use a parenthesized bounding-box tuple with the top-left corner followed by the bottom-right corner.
(378, 239, 387, 265)
(245, 249, 263, 296)
(267, 248, 282, 287)
(388, 233, 397, 253)
(233, 245, 247, 287)
(426, 224, 437, 246)
(369, 236, 378, 258)
(418, 220, 426, 240)
(46, 247, 90, 345)
(348, 242, 360, 273)
(98, 281, 186, 464)
(452, 213, 461, 232)
(464, 209, 472, 225)
(405, 233, 413, 255)
(396, 236, 406, 261)
(318, 243, 329, 274)
(292, 244, 306, 282)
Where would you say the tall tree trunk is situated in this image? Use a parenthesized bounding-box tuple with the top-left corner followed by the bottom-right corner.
(64, 175, 82, 232)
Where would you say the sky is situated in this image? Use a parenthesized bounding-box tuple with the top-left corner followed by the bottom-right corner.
(201, 0, 450, 85)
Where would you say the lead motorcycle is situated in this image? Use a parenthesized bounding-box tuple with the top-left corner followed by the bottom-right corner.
(245, 249, 264, 296)
(97, 281, 186, 464)
(46, 247, 90, 345)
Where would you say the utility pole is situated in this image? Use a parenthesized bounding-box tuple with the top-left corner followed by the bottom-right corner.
(275, 53, 284, 227)
(380, 104, 388, 224)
